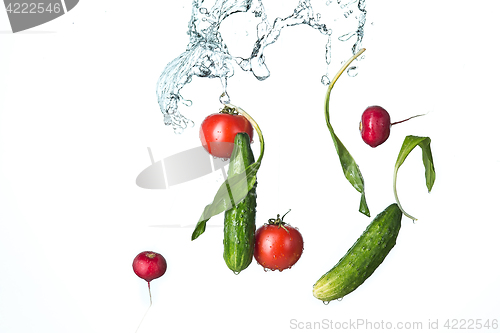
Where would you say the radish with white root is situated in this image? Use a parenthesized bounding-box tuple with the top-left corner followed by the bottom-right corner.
(132, 251, 167, 332)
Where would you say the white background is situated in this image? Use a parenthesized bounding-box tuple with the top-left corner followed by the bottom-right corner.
(1, 1, 499, 332)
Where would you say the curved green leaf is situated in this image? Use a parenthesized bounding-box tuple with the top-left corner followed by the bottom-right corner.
(324, 48, 370, 217)
(393, 135, 436, 221)
(326, 124, 370, 216)
(191, 160, 260, 240)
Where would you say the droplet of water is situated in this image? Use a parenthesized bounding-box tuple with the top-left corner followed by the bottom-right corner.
(323, 300, 330, 305)
(338, 31, 356, 42)
(321, 75, 330, 86)
(325, 34, 332, 65)
(347, 66, 358, 77)
(337, 297, 343, 302)
(340, 0, 358, 9)
(344, 9, 353, 18)
(233, 271, 240, 275)
(219, 92, 230, 104)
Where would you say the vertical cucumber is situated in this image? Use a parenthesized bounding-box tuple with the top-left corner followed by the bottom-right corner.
(223, 132, 257, 274)
(313, 203, 402, 302)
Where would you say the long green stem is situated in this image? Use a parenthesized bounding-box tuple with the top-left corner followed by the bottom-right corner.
(393, 166, 417, 221)
(324, 48, 366, 123)
(225, 103, 265, 165)
(323, 49, 370, 217)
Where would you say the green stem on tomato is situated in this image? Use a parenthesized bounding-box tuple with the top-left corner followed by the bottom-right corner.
(224, 103, 265, 165)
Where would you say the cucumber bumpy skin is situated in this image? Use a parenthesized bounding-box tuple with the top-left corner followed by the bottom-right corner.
(313, 203, 402, 302)
(223, 132, 257, 274)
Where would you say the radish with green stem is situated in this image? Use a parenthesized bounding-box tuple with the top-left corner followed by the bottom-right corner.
(359, 106, 426, 148)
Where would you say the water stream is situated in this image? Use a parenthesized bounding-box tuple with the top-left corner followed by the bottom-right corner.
(156, 0, 366, 133)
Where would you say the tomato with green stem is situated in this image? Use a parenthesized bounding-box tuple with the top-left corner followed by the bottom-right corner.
(200, 110, 254, 159)
(254, 210, 304, 272)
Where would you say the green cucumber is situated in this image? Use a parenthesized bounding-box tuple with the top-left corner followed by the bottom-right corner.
(223, 132, 257, 274)
(313, 203, 402, 302)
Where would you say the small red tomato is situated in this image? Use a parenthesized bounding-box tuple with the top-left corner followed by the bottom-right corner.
(200, 112, 253, 159)
(254, 210, 304, 271)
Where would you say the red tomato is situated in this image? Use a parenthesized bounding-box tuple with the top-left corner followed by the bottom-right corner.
(199, 113, 254, 159)
(254, 212, 304, 271)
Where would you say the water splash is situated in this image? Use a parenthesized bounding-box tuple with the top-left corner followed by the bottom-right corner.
(347, 65, 358, 77)
(156, 0, 367, 133)
(236, 0, 332, 81)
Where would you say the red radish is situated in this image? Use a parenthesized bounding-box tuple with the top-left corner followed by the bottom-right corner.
(132, 251, 167, 305)
(359, 106, 425, 147)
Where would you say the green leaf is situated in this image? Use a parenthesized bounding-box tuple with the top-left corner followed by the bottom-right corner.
(191, 161, 260, 240)
(393, 135, 436, 221)
(324, 48, 370, 217)
(327, 125, 370, 217)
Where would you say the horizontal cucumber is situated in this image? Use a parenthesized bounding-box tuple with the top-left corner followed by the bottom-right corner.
(223, 132, 257, 274)
(313, 203, 402, 302)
